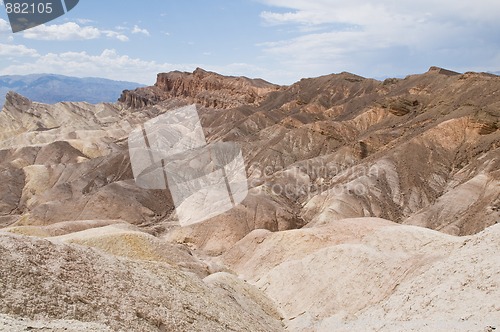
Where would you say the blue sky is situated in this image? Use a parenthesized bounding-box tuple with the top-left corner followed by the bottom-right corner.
(0, 0, 499, 85)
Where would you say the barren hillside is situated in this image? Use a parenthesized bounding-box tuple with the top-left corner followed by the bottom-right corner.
(0, 67, 498, 331)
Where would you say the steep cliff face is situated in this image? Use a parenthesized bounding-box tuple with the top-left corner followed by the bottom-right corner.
(119, 68, 281, 109)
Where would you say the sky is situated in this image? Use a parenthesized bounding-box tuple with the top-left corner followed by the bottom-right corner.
(0, 0, 499, 85)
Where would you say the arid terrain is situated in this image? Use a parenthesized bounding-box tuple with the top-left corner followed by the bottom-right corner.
(0, 67, 499, 331)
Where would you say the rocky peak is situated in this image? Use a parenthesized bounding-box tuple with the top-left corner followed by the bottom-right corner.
(3, 91, 32, 112)
(427, 66, 461, 76)
(119, 68, 280, 109)
(193, 67, 210, 78)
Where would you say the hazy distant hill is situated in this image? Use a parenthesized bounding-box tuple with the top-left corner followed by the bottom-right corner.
(0, 74, 143, 108)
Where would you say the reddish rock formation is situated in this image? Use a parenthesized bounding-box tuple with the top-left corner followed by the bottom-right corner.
(119, 67, 281, 109)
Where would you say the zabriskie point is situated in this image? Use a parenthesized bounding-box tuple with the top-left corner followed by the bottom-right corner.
(0, 67, 499, 331)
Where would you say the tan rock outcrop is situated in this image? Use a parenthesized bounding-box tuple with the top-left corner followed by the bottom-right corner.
(0, 231, 284, 331)
(219, 218, 500, 331)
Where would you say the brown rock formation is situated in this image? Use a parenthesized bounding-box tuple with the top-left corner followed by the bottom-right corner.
(0, 67, 499, 331)
(1, 67, 499, 239)
(119, 67, 281, 109)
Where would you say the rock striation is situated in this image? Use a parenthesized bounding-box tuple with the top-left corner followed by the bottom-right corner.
(119, 67, 281, 109)
(0, 67, 499, 331)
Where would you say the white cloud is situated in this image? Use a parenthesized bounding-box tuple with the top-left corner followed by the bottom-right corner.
(0, 48, 194, 84)
(22, 22, 129, 41)
(23, 22, 99, 40)
(259, 0, 500, 26)
(0, 43, 39, 57)
(103, 31, 129, 42)
(257, 0, 500, 80)
(132, 25, 150, 36)
(0, 19, 10, 33)
(0, 45, 281, 85)
(75, 18, 94, 25)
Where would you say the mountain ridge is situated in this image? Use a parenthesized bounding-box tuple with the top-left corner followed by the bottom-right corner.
(119, 67, 281, 109)
(0, 66, 498, 331)
(0, 74, 144, 109)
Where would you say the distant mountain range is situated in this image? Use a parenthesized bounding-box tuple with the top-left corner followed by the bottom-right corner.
(0, 74, 144, 109)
